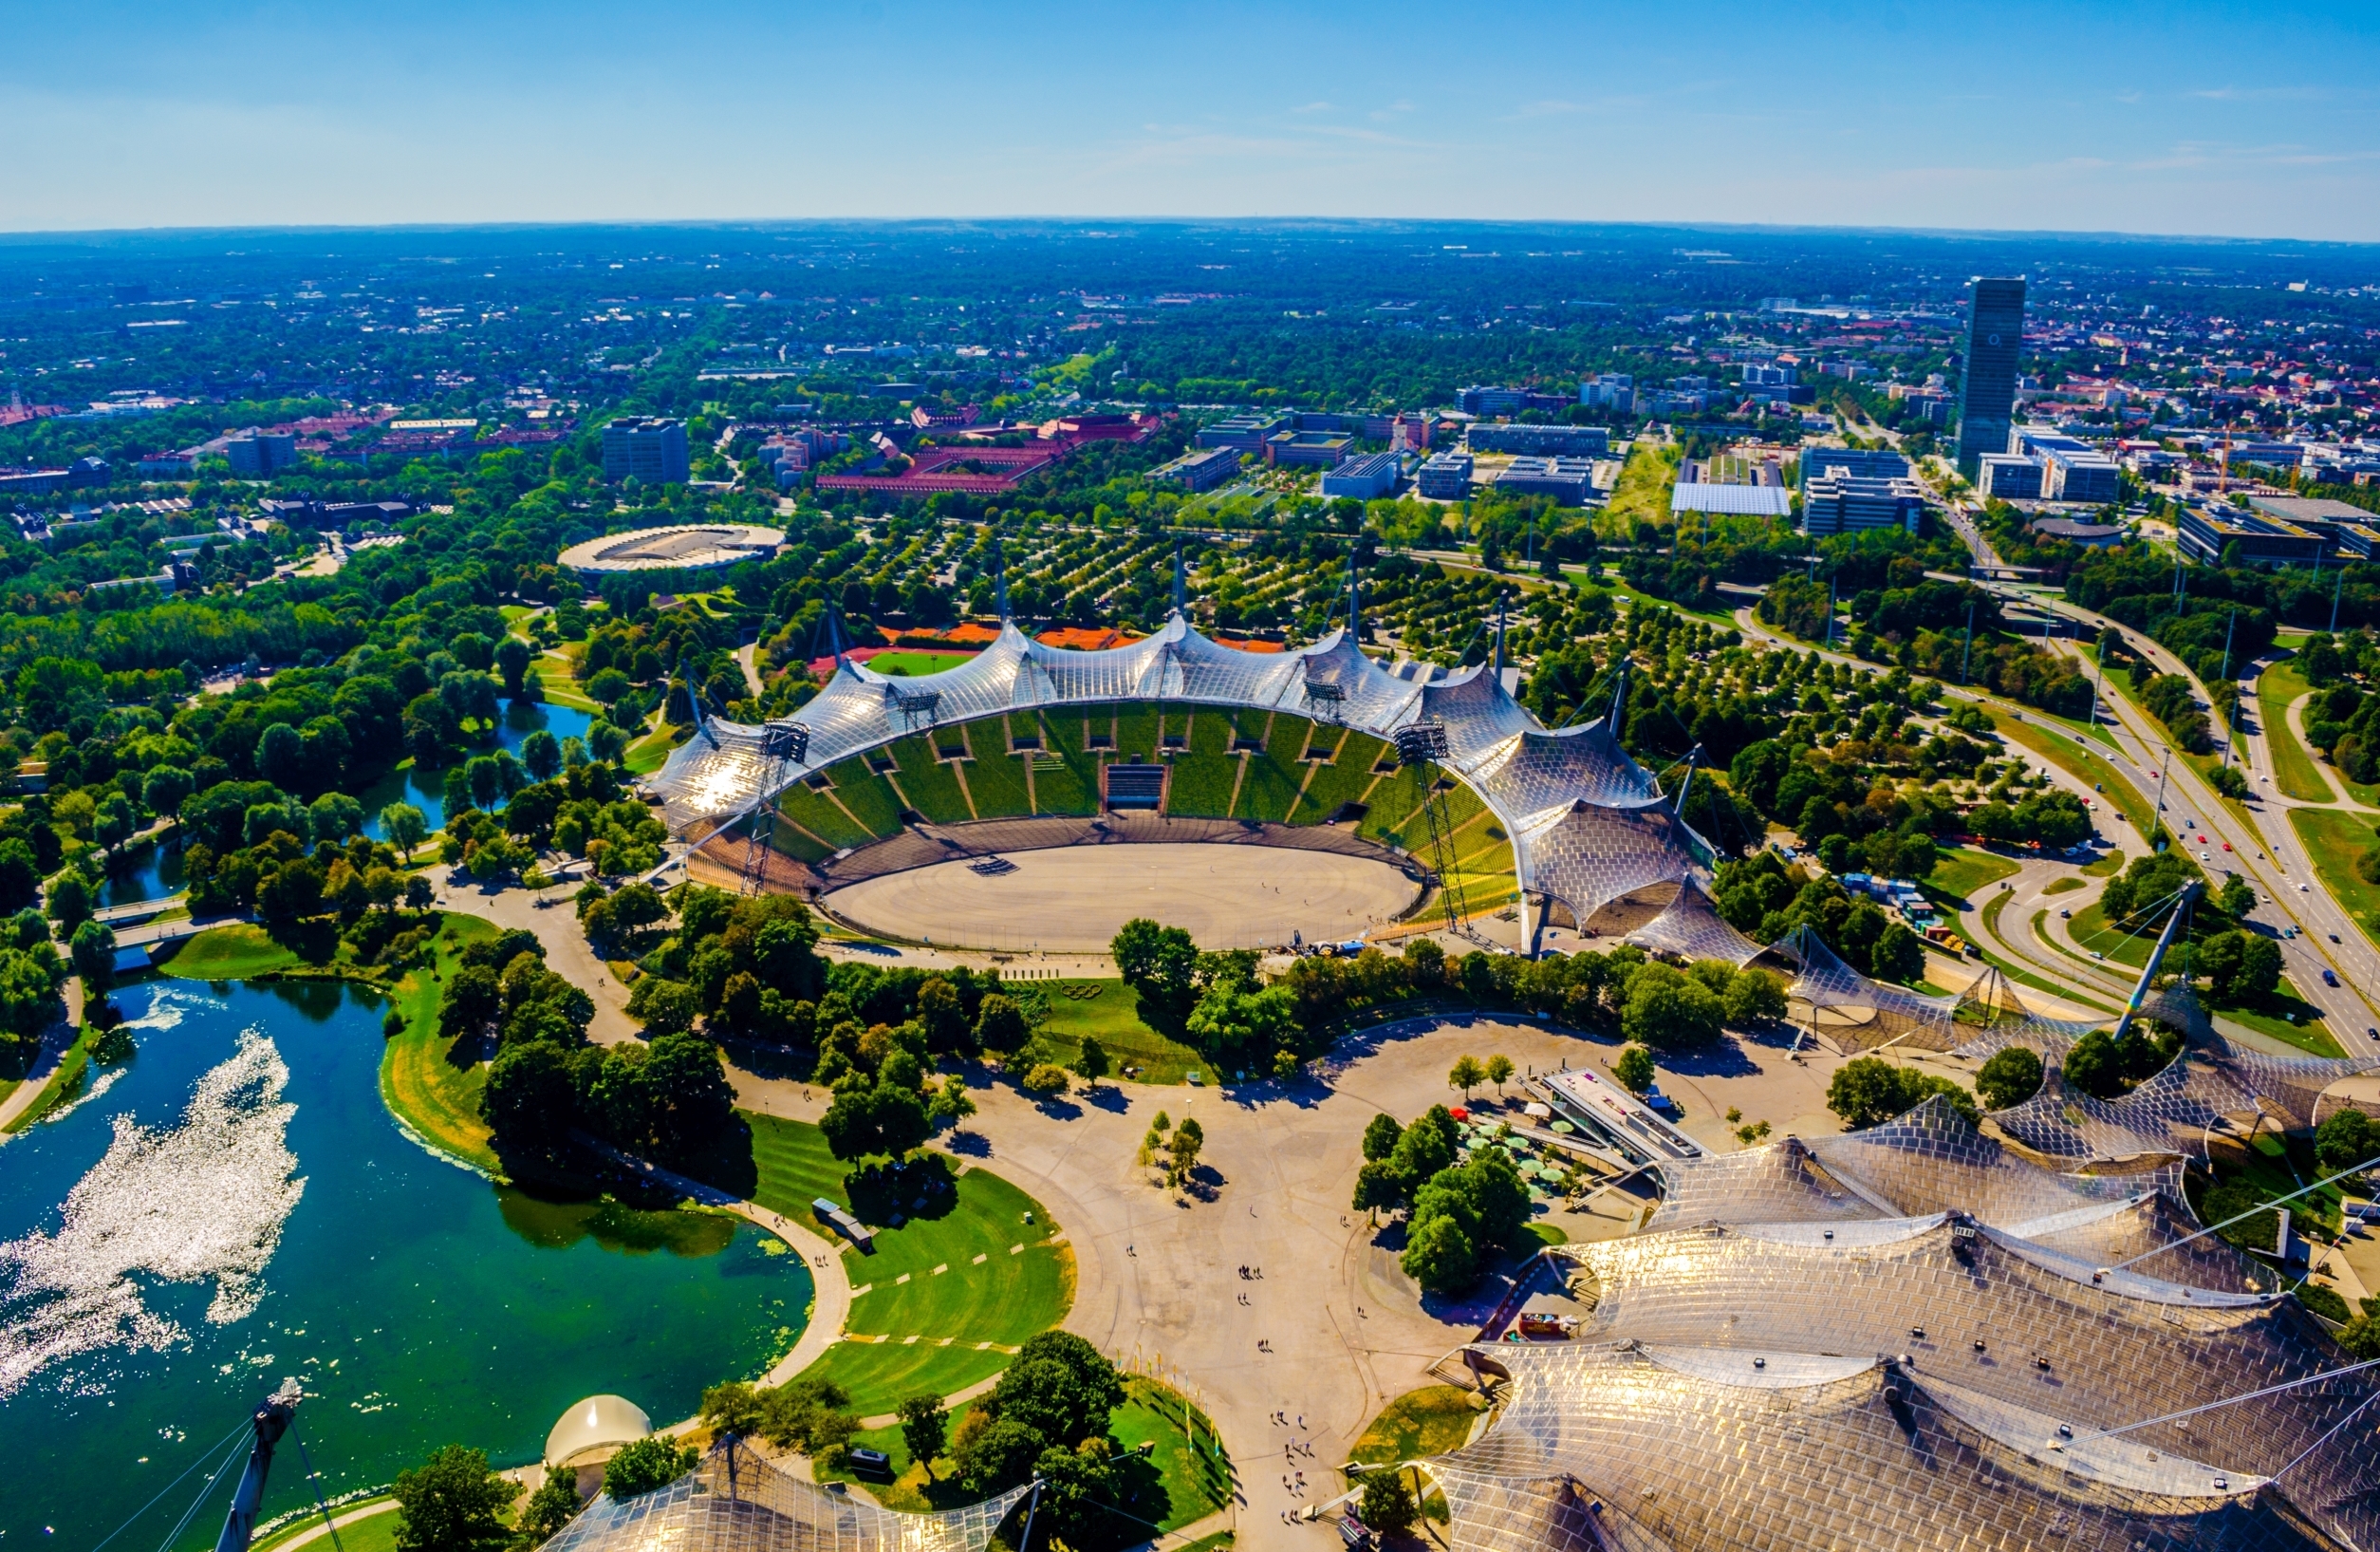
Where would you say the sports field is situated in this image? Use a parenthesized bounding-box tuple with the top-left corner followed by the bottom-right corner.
(748, 1114, 1075, 1414)
(822, 843, 1422, 951)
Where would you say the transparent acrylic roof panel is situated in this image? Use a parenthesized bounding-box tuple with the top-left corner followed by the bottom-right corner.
(536, 1445, 1030, 1552)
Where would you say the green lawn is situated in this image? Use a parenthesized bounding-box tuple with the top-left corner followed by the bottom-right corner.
(778, 779, 884, 851)
(2292, 807, 2380, 949)
(1292, 729, 1392, 821)
(2256, 661, 2334, 803)
(1033, 980, 1209, 1084)
(885, 734, 973, 825)
(958, 743, 1034, 819)
(747, 1114, 1074, 1414)
(162, 924, 299, 980)
(1233, 718, 1308, 821)
(1348, 1385, 1482, 1466)
(817, 1377, 1229, 1530)
(378, 913, 507, 1172)
(1926, 846, 2020, 907)
(253, 1502, 401, 1552)
(868, 651, 979, 677)
(1163, 749, 1241, 819)
(2042, 876, 2085, 895)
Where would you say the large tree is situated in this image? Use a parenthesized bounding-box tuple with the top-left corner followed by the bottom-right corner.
(392, 1446, 514, 1552)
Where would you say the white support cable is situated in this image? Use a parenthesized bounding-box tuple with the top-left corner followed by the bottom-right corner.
(2269, 1387, 2380, 1484)
(2104, 1151, 2380, 1276)
(2059, 1354, 2380, 1448)
(153, 1431, 251, 1552)
(86, 1422, 251, 1552)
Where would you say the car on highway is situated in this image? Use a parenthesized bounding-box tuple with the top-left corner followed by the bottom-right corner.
(2301, 883, 2312, 891)
(2331, 933, 2341, 943)
(2060, 908, 2072, 919)
(2324, 969, 2342, 987)
(2222, 842, 2232, 851)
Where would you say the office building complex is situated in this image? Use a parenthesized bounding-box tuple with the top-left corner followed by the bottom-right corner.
(1975, 453, 2044, 501)
(226, 432, 298, 477)
(1579, 373, 1634, 412)
(1318, 450, 1402, 500)
(1147, 445, 1243, 493)
(1195, 413, 1292, 451)
(1457, 384, 1530, 416)
(1416, 451, 1474, 499)
(1465, 423, 1610, 458)
(1955, 276, 2026, 477)
(1263, 430, 1351, 468)
(600, 417, 691, 485)
(2176, 505, 2328, 566)
(1495, 456, 1596, 506)
(1802, 472, 1924, 536)
(1797, 447, 1909, 490)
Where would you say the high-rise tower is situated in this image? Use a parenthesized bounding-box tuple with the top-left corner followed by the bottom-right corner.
(1955, 276, 2026, 478)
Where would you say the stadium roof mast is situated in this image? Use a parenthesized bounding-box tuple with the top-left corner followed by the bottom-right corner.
(2111, 881, 2199, 1047)
(1171, 538, 1186, 618)
(1347, 548, 1361, 641)
(993, 537, 1011, 624)
(215, 1384, 303, 1552)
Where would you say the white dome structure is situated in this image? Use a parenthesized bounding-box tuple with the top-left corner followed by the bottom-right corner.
(545, 1394, 653, 1470)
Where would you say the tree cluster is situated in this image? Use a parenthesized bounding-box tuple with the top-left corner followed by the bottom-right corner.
(1348, 1106, 1534, 1292)
(1825, 1056, 1979, 1130)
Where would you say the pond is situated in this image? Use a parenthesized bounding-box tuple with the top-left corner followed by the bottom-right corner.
(102, 834, 187, 907)
(0, 977, 807, 1547)
(358, 698, 595, 838)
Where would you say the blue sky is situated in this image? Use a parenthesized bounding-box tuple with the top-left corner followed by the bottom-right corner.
(4, 1, 2377, 241)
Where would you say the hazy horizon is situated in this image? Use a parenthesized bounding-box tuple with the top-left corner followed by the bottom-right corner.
(5, 0, 2377, 243)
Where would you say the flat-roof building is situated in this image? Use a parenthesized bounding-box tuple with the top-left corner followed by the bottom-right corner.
(1976, 453, 2043, 501)
(1798, 447, 1909, 490)
(1263, 430, 1352, 468)
(600, 417, 690, 485)
(1496, 456, 1595, 506)
(1147, 445, 1242, 493)
(2029, 516, 2124, 548)
(2176, 504, 2326, 567)
(2043, 446, 2121, 505)
(1195, 413, 1292, 452)
(1466, 423, 1610, 458)
(1416, 451, 1474, 499)
(226, 432, 298, 478)
(1457, 385, 1529, 416)
(1579, 373, 1634, 412)
(1318, 450, 1402, 500)
(1803, 473, 1924, 536)
(1670, 483, 1793, 519)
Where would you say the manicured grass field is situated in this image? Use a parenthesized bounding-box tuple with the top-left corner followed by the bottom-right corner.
(1926, 846, 2020, 906)
(379, 913, 507, 1172)
(1109, 1378, 1237, 1530)
(778, 779, 883, 851)
(817, 1378, 1229, 1530)
(747, 1114, 1074, 1414)
(885, 734, 973, 825)
(868, 651, 979, 677)
(1348, 1385, 1482, 1465)
(253, 1501, 401, 1552)
(1033, 980, 1209, 1083)
(163, 924, 300, 980)
(2256, 661, 2334, 803)
(2293, 807, 2380, 949)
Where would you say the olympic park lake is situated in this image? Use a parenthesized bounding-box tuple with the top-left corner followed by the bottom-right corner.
(0, 976, 808, 1546)
(97, 698, 597, 907)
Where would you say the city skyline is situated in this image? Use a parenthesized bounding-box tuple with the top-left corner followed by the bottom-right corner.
(4, 0, 2379, 242)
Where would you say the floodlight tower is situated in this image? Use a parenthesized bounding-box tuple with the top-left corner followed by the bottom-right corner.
(740, 719, 811, 895)
(1393, 720, 1470, 939)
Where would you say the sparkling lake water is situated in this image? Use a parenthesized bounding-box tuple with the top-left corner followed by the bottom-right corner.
(0, 977, 808, 1545)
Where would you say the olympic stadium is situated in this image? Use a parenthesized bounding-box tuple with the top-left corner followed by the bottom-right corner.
(649, 606, 1716, 954)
